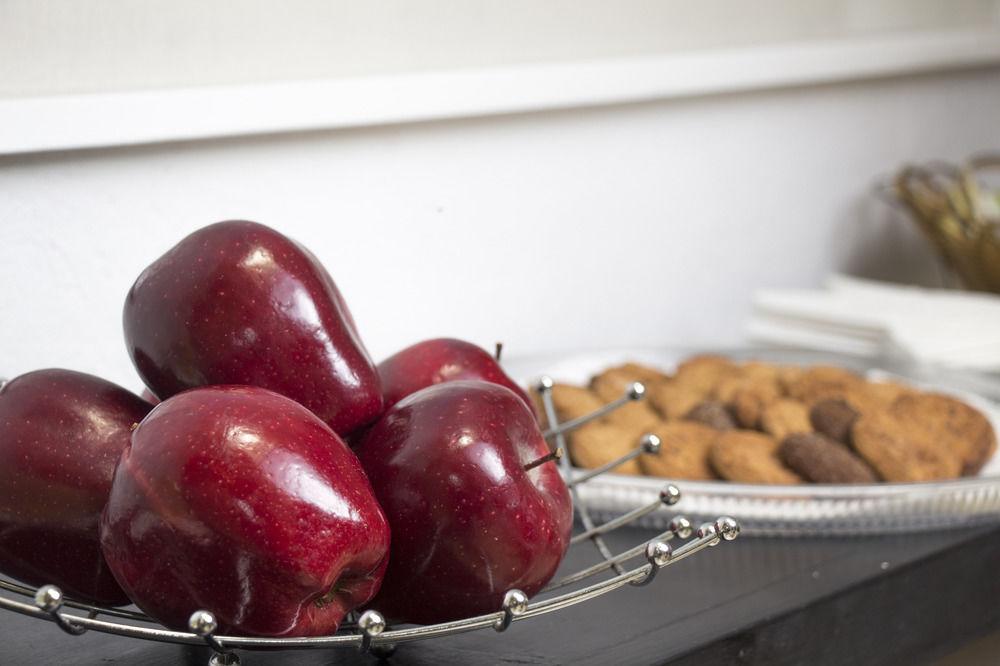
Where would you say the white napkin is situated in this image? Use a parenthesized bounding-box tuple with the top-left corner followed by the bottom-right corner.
(747, 275, 1000, 372)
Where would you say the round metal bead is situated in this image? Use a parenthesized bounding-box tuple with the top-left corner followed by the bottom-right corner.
(716, 516, 741, 541)
(669, 516, 693, 539)
(358, 610, 386, 637)
(659, 484, 681, 506)
(536, 376, 555, 392)
(645, 540, 673, 567)
(640, 433, 661, 454)
(209, 653, 240, 666)
(188, 610, 218, 636)
(697, 522, 719, 542)
(502, 589, 529, 616)
(34, 585, 63, 612)
(626, 382, 646, 400)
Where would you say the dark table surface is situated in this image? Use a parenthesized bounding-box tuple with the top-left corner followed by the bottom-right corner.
(3, 523, 1000, 665)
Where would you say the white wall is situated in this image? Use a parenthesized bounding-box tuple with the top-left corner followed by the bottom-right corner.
(3, 0, 996, 97)
(2, 65, 998, 391)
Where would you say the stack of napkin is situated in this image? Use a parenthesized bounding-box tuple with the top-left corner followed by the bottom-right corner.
(747, 275, 1000, 372)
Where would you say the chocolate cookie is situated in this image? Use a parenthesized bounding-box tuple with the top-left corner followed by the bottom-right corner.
(852, 411, 963, 482)
(760, 398, 812, 441)
(640, 421, 719, 480)
(685, 400, 736, 430)
(809, 398, 859, 444)
(779, 432, 878, 483)
(889, 393, 997, 476)
(568, 422, 643, 475)
(709, 430, 802, 484)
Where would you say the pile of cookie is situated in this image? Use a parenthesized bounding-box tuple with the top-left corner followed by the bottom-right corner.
(535, 355, 997, 484)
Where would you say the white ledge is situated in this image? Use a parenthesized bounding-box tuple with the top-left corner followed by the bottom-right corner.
(2, 27, 999, 156)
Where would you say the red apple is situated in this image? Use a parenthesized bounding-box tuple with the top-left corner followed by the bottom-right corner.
(357, 380, 572, 624)
(0, 369, 152, 605)
(378, 338, 534, 414)
(123, 220, 382, 435)
(99, 385, 390, 636)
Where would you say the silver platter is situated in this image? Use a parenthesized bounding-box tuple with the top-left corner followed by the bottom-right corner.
(508, 347, 1000, 536)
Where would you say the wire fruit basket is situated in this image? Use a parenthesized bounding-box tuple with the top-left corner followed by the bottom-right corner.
(0, 377, 738, 664)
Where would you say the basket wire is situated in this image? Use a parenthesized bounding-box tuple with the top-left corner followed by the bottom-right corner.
(0, 378, 739, 664)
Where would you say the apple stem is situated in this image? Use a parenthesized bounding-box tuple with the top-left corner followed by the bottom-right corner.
(495, 342, 504, 362)
(523, 446, 563, 471)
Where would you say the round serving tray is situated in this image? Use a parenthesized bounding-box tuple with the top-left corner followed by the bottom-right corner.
(507, 347, 1000, 536)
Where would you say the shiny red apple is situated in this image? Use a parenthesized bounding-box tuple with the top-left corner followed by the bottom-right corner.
(0, 369, 153, 605)
(357, 380, 572, 624)
(123, 220, 382, 435)
(99, 385, 390, 636)
(378, 338, 534, 413)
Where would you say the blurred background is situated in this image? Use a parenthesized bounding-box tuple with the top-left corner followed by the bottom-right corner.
(1, 0, 999, 390)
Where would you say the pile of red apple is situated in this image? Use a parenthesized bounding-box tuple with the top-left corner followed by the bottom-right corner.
(0, 221, 572, 637)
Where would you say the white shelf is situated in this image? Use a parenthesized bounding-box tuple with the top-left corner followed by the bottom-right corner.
(2, 27, 999, 156)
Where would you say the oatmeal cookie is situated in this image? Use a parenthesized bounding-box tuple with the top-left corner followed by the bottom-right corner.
(640, 421, 719, 480)
(760, 398, 812, 441)
(709, 430, 802, 484)
(786, 365, 864, 406)
(568, 422, 644, 475)
(852, 411, 963, 482)
(731, 382, 782, 429)
(674, 355, 738, 394)
(647, 380, 706, 421)
(590, 366, 662, 431)
(888, 393, 996, 476)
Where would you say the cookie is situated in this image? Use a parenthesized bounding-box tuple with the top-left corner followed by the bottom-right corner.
(786, 366, 864, 406)
(760, 399, 812, 441)
(640, 421, 719, 480)
(590, 369, 661, 432)
(864, 380, 912, 408)
(712, 374, 754, 404)
(852, 411, 963, 482)
(674, 355, 738, 394)
(888, 393, 997, 476)
(709, 430, 803, 484)
(809, 398, 860, 444)
(779, 432, 878, 483)
(776, 365, 806, 395)
(596, 362, 671, 388)
(731, 381, 782, 429)
(740, 361, 781, 385)
(550, 383, 605, 423)
(568, 422, 643, 475)
(647, 380, 706, 420)
(685, 400, 736, 430)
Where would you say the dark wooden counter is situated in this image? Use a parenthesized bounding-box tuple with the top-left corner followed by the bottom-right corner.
(3, 522, 999, 665)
